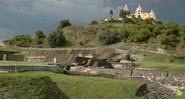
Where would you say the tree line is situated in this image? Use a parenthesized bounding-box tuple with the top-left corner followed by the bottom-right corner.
(5, 19, 71, 48)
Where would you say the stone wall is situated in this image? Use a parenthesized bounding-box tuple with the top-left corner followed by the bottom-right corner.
(24, 48, 116, 63)
(134, 69, 185, 80)
(0, 66, 61, 73)
(7, 55, 24, 61)
(69, 66, 185, 81)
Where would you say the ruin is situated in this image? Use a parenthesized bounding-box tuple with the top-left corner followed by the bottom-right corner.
(136, 81, 176, 99)
(1, 47, 184, 98)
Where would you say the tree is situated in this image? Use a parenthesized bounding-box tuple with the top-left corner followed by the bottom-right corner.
(119, 9, 130, 19)
(35, 30, 46, 45)
(7, 35, 32, 47)
(35, 30, 46, 39)
(57, 19, 71, 30)
(90, 21, 98, 25)
(48, 31, 67, 48)
(110, 10, 114, 19)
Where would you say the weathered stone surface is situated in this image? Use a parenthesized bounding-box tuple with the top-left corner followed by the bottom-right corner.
(112, 61, 135, 69)
(70, 66, 98, 75)
(157, 48, 167, 54)
(83, 68, 98, 75)
(130, 54, 144, 62)
(136, 82, 176, 99)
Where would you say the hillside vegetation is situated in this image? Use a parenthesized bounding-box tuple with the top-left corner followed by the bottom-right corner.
(62, 22, 185, 50)
(4, 19, 185, 52)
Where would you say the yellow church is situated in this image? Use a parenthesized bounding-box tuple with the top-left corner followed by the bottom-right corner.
(124, 4, 157, 20)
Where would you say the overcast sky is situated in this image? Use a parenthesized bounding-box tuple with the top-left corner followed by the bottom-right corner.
(0, 0, 185, 40)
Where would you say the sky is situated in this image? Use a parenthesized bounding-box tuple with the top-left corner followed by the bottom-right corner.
(0, 0, 185, 40)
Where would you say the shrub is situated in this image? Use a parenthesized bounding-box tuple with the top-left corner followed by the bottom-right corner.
(35, 30, 46, 45)
(57, 19, 71, 30)
(48, 31, 67, 48)
(178, 33, 185, 48)
(157, 33, 179, 49)
(6, 35, 32, 47)
(99, 32, 122, 45)
(129, 29, 151, 42)
(90, 21, 98, 25)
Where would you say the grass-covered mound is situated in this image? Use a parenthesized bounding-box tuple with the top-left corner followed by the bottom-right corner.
(0, 72, 140, 99)
(0, 76, 68, 99)
(61, 22, 185, 50)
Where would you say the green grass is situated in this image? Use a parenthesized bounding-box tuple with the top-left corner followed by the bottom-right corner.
(0, 76, 67, 99)
(0, 72, 140, 99)
(0, 61, 48, 66)
(141, 61, 185, 71)
(1, 72, 184, 99)
(176, 95, 185, 99)
(137, 51, 185, 71)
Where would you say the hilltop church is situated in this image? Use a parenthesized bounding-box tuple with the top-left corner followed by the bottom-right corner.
(123, 4, 157, 20)
(105, 4, 157, 22)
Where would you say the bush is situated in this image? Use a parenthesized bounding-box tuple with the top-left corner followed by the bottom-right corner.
(178, 33, 185, 48)
(6, 35, 32, 47)
(157, 33, 179, 49)
(129, 29, 151, 42)
(35, 30, 46, 45)
(99, 32, 122, 45)
(57, 19, 71, 30)
(48, 31, 67, 48)
(90, 21, 98, 25)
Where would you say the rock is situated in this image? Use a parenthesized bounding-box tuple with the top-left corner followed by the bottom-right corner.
(70, 66, 84, 72)
(83, 68, 98, 75)
(120, 60, 132, 64)
(112, 60, 135, 69)
(130, 54, 144, 62)
(157, 48, 167, 54)
(94, 60, 113, 68)
(70, 66, 98, 75)
(112, 63, 124, 69)
(136, 82, 176, 99)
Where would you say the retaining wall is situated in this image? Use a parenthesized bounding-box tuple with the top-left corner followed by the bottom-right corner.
(24, 48, 116, 63)
(68, 67, 185, 81)
(0, 66, 61, 73)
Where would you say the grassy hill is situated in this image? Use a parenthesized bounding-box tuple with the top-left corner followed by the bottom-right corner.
(0, 72, 140, 99)
(62, 22, 185, 51)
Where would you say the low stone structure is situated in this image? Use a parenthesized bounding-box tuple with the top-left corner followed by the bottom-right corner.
(0, 50, 24, 61)
(0, 66, 61, 73)
(70, 66, 98, 75)
(26, 56, 46, 62)
(136, 82, 176, 99)
(74, 56, 113, 68)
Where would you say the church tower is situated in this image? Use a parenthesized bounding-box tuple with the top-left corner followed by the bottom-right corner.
(150, 9, 157, 20)
(123, 4, 129, 11)
(135, 4, 144, 18)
